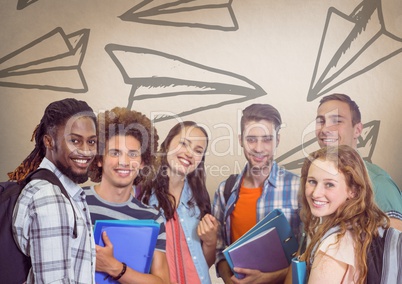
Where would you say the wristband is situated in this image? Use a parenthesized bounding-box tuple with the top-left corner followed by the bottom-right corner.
(113, 262, 127, 281)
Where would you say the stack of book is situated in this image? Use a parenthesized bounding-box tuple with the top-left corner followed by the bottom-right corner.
(223, 209, 298, 279)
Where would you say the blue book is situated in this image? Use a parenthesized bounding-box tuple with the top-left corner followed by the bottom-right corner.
(223, 209, 298, 279)
(93, 219, 160, 284)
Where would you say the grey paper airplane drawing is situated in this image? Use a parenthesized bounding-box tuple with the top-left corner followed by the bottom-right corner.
(105, 44, 266, 122)
(120, 0, 238, 31)
(277, 121, 380, 171)
(17, 0, 38, 10)
(0, 27, 90, 93)
(308, 0, 402, 101)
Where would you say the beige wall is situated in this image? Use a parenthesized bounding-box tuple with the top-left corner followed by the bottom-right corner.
(1, 0, 402, 197)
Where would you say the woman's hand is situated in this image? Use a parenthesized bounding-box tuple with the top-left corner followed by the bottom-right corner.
(197, 213, 219, 246)
(198, 214, 219, 266)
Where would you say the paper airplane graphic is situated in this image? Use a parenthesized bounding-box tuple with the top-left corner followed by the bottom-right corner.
(277, 120, 380, 171)
(356, 120, 380, 161)
(105, 44, 266, 122)
(17, 0, 38, 10)
(308, 0, 402, 101)
(0, 27, 90, 93)
(120, 0, 238, 31)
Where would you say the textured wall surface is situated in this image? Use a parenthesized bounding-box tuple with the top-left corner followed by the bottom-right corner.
(1, 0, 402, 194)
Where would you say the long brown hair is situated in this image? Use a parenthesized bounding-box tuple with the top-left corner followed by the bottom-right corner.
(300, 145, 389, 284)
(141, 121, 211, 221)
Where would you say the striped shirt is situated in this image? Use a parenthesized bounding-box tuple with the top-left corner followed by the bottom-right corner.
(84, 185, 166, 252)
(12, 158, 96, 284)
(212, 161, 301, 270)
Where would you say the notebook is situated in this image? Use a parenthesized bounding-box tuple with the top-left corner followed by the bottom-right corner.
(93, 219, 160, 283)
(223, 209, 298, 279)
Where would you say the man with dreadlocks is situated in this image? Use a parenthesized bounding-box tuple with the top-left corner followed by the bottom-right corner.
(10, 98, 97, 283)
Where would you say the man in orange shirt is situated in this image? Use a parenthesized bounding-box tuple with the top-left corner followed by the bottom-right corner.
(212, 104, 301, 284)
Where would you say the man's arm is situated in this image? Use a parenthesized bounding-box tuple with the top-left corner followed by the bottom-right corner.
(231, 267, 288, 284)
(217, 259, 234, 284)
(367, 163, 402, 230)
(389, 218, 402, 231)
(284, 264, 292, 284)
(372, 177, 402, 230)
(149, 251, 171, 284)
(218, 259, 288, 284)
(13, 184, 76, 282)
(211, 181, 231, 279)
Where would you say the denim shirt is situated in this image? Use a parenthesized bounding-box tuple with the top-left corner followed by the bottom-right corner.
(149, 180, 212, 284)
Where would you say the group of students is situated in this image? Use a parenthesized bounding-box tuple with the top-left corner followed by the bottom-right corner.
(7, 93, 402, 284)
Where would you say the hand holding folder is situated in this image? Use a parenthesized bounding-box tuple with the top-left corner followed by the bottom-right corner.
(223, 209, 298, 279)
(93, 220, 160, 284)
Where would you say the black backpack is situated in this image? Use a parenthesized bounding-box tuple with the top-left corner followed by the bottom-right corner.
(0, 168, 77, 284)
(223, 174, 238, 203)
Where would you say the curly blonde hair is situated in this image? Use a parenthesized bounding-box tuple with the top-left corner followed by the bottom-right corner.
(300, 145, 389, 284)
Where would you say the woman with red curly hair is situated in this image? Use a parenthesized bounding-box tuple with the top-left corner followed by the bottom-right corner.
(296, 145, 389, 284)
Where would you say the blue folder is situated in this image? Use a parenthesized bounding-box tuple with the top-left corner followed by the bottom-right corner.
(291, 257, 307, 284)
(93, 219, 160, 283)
(223, 209, 298, 279)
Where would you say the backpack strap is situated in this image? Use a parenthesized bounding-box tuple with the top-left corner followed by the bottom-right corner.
(24, 168, 78, 238)
(222, 174, 239, 245)
(380, 227, 402, 284)
(309, 225, 341, 266)
(223, 174, 238, 203)
(366, 227, 386, 284)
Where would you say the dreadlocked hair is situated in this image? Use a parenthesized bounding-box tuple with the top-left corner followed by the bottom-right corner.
(8, 98, 96, 182)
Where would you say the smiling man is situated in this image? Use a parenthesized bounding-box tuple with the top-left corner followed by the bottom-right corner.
(315, 93, 402, 230)
(85, 107, 171, 283)
(212, 104, 301, 284)
(11, 98, 97, 283)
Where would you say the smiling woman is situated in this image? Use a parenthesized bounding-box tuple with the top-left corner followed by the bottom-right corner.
(166, 125, 207, 177)
(304, 158, 353, 221)
(296, 145, 389, 284)
(141, 121, 219, 284)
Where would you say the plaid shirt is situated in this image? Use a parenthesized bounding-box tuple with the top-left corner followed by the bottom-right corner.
(13, 158, 96, 283)
(212, 161, 301, 270)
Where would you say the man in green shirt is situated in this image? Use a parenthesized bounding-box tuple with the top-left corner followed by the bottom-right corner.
(315, 93, 402, 230)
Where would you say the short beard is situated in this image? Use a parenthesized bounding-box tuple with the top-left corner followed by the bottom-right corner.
(248, 158, 273, 176)
(249, 164, 272, 176)
(55, 160, 89, 184)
